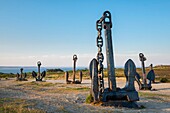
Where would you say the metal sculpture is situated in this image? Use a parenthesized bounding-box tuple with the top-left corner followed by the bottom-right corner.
(135, 53, 155, 90)
(65, 54, 82, 84)
(89, 11, 139, 107)
(16, 68, 27, 81)
(32, 61, 46, 81)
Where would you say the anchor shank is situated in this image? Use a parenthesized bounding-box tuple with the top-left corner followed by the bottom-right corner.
(104, 23, 116, 91)
(141, 60, 147, 86)
(38, 65, 41, 79)
(73, 60, 76, 82)
(20, 68, 23, 79)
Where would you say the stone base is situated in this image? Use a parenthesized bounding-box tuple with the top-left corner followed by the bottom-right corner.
(35, 78, 46, 82)
(102, 101, 139, 108)
(102, 88, 139, 102)
(16, 78, 28, 81)
(66, 80, 81, 84)
(140, 84, 152, 90)
(36, 79, 42, 81)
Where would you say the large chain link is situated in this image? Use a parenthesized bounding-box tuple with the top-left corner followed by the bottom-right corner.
(96, 20, 104, 74)
(96, 20, 104, 96)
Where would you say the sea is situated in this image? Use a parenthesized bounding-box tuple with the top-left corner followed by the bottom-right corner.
(0, 66, 87, 74)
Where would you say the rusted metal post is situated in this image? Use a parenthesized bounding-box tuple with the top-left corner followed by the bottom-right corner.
(37, 61, 41, 80)
(103, 11, 116, 91)
(139, 53, 147, 88)
(65, 71, 69, 83)
(79, 71, 82, 83)
(73, 55, 77, 82)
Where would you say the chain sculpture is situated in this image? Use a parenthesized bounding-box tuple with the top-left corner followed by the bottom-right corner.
(65, 54, 82, 84)
(89, 11, 139, 108)
(16, 68, 27, 81)
(32, 61, 46, 81)
(135, 53, 155, 90)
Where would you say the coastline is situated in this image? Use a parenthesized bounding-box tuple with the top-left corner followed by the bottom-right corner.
(0, 66, 88, 74)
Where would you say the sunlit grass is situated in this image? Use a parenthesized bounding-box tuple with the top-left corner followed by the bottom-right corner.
(0, 98, 45, 113)
(1, 65, 170, 82)
(139, 92, 170, 102)
(13, 81, 56, 91)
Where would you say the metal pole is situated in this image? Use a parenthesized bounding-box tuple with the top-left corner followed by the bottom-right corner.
(65, 71, 69, 82)
(38, 65, 40, 80)
(79, 71, 82, 82)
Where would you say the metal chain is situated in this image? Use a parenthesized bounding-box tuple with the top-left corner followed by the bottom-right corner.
(94, 11, 113, 97)
(96, 20, 104, 96)
(96, 20, 104, 74)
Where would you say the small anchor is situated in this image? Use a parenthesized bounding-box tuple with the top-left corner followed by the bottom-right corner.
(135, 53, 155, 90)
(65, 54, 82, 84)
(32, 61, 46, 81)
(16, 68, 27, 81)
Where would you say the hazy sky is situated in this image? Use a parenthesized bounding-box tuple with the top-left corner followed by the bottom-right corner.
(0, 0, 170, 67)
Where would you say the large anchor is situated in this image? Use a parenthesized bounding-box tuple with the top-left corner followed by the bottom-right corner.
(135, 53, 155, 90)
(89, 11, 139, 107)
(65, 54, 82, 84)
(32, 61, 46, 81)
(16, 68, 27, 81)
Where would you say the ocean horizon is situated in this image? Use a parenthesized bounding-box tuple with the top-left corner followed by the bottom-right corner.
(0, 66, 124, 74)
(0, 66, 88, 74)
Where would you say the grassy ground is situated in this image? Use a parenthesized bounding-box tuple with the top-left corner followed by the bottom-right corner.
(0, 66, 170, 112)
(0, 65, 170, 82)
(1, 79, 170, 113)
(0, 98, 45, 113)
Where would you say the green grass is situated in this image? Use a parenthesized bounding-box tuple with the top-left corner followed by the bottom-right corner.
(15, 81, 55, 89)
(0, 98, 45, 113)
(85, 94, 93, 104)
(45, 72, 65, 80)
(1, 65, 170, 81)
(139, 92, 169, 97)
(160, 78, 169, 83)
(47, 86, 90, 94)
(137, 65, 170, 81)
(139, 92, 170, 102)
(67, 87, 90, 91)
(0, 73, 16, 78)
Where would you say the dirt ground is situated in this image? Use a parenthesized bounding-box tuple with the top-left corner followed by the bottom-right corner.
(0, 78, 170, 113)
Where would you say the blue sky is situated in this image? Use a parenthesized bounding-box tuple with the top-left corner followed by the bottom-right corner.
(0, 0, 170, 67)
